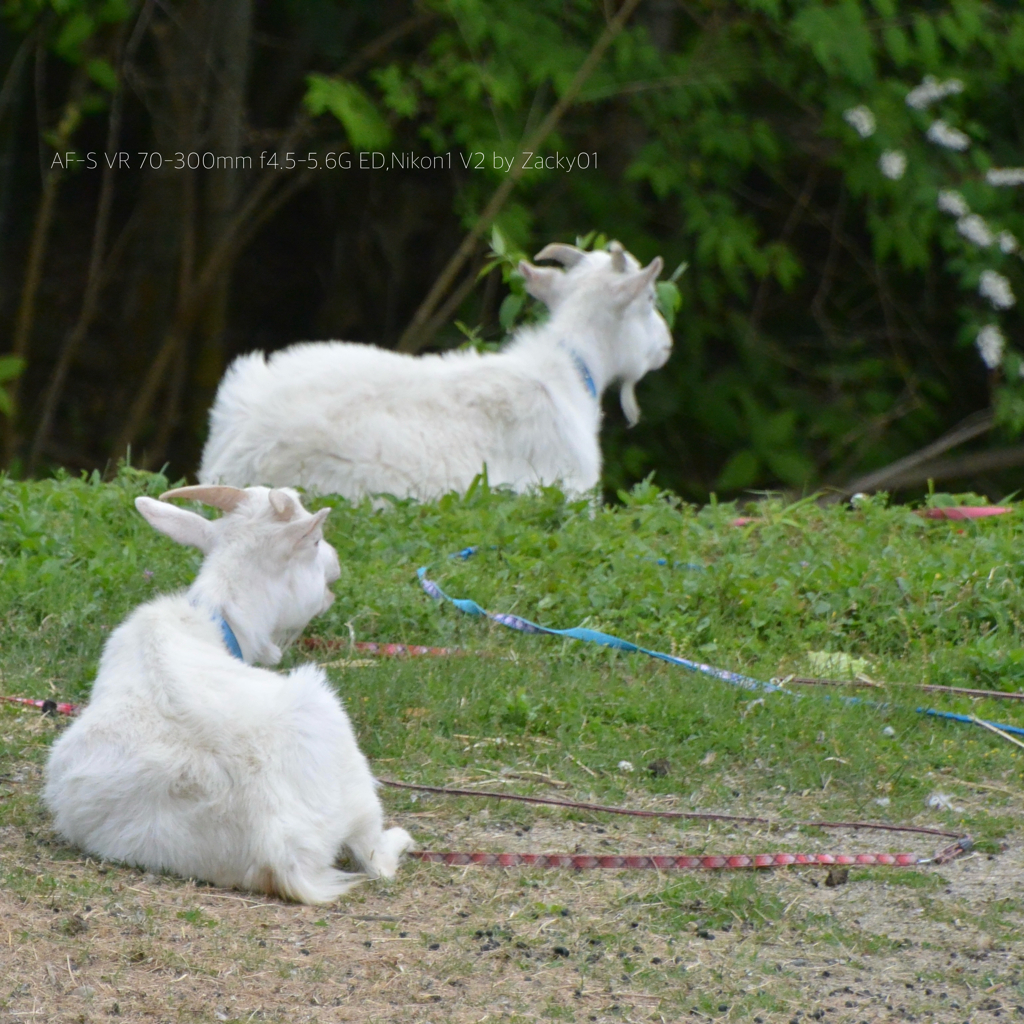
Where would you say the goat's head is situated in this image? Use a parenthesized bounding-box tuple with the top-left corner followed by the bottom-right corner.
(135, 486, 340, 662)
(520, 241, 672, 426)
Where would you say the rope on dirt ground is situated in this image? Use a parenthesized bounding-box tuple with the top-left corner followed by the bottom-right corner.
(377, 778, 964, 839)
(409, 838, 971, 872)
(7, 694, 972, 869)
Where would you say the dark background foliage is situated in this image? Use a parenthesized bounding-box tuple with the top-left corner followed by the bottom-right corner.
(2, 0, 1024, 502)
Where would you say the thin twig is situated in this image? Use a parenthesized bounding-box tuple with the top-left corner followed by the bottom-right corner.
(786, 675, 1024, 703)
(379, 778, 961, 837)
(28, 3, 148, 474)
(0, 29, 35, 127)
(969, 715, 1024, 752)
(4, 66, 88, 467)
(397, 0, 645, 353)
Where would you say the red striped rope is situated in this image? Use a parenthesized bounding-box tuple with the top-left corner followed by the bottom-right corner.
(411, 839, 970, 871)
(1, 696, 79, 715)
(301, 638, 461, 658)
(412, 851, 917, 869)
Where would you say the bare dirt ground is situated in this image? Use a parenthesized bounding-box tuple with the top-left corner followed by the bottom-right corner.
(3, 715, 1023, 1024)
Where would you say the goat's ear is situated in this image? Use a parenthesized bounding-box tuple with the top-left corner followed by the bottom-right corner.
(518, 261, 562, 306)
(135, 496, 216, 552)
(612, 256, 663, 307)
(286, 506, 330, 549)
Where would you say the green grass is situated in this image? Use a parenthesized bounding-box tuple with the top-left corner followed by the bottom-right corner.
(2, 467, 1023, 848)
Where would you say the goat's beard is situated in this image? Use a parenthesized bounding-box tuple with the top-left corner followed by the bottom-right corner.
(619, 382, 640, 427)
(274, 624, 304, 655)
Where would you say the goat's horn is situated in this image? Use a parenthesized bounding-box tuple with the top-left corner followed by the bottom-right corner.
(608, 241, 627, 273)
(159, 485, 247, 512)
(534, 243, 585, 268)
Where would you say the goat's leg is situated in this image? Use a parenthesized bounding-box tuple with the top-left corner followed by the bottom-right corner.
(345, 824, 415, 879)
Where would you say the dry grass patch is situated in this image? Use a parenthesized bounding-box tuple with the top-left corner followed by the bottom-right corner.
(3, 705, 1023, 1024)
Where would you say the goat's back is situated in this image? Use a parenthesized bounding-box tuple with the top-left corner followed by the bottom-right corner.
(200, 340, 600, 499)
(44, 596, 378, 897)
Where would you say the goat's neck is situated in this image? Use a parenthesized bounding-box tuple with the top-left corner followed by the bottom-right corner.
(186, 576, 283, 666)
(546, 327, 609, 397)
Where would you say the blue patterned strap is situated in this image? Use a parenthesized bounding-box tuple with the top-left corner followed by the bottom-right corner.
(416, 569, 781, 693)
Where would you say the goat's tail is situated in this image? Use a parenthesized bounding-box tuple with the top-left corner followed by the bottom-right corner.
(249, 862, 367, 904)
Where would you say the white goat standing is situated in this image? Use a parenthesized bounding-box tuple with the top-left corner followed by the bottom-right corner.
(198, 242, 672, 500)
(44, 485, 413, 904)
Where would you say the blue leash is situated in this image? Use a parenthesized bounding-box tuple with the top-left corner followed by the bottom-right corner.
(417, 569, 1024, 737)
(418, 569, 782, 694)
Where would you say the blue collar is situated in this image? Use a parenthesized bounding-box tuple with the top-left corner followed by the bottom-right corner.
(190, 600, 244, 661)
(214, 614, 245, 661)
(567, 349, 597, 399)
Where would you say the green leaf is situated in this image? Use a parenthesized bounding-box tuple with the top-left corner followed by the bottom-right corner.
(0, 356, 25, 384)
(498, 293, 524, 332)
(86, 58, 118, 93)
(303, 75, 391, 150)
(655, 281, 682, 329)
(716, 449, 760, 491)
(54, 11, 96, 63)
(791, 2, 876, 85)
(490, 224, 508, 257)
(0, 354, 22, 419)
(371, 64, 419, 118)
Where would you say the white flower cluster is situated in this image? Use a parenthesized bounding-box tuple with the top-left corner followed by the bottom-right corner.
(926, 119, 971, 151)
(905, 76, 964, 110)
(979, 269, 1016, 309)
(849, 78, 1020, 377)
(843, 105, 876, 138)
(936, 193, 1019, 255)
(987, 167, 1024, 187)
(998, 230, 1020, 254)
(975, 324, 1005, 369)
(878, 150, 906, 180)
(937, 189, 969, 217)
(956, 214, 994, 248)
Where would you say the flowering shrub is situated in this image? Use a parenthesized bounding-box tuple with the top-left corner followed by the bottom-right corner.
(843, 68, 1024, 426)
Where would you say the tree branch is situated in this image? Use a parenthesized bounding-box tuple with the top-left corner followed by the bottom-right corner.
(28, 3, 149, 474)
(396, 0, 646, 353)
(874, 443, 1024, 493)
(0, 29, 35, 127)
(825, 408, 996, 501)
(109, 167, 316, 465)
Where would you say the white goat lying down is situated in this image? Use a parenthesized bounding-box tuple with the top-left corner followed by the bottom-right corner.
(44, 485, 413, 904)
(198, 241, 672, 500)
